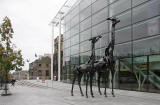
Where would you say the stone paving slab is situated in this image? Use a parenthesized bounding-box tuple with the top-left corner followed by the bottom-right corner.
(27, 80, 160, 101)
(0, 80, 160, 105)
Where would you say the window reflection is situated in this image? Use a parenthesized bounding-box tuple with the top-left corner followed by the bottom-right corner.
(110, 0, 131, 16)
(114, 42, 132, 57)
(92, 21, 109, 37)
(80, 41, 91, 53)
(71, 34, 79, 46)
(70, 5, 79, 19)
(80, 51, 91, 64)
(63, 39, 70, 49)
(95, 49, 102, 60)
(115, 26, 131, 44)
(133, 17, 160, 40)
(133, 0, 160, 23)
(71, 54, 79, 65)
(116, 10, 131, 29)
(133, 56, 148, 92)
(80, 17, 91, 32)
(149, 55, 160, 93)
(71, 15, 79, 28)
(133, 35, 160, 56)
(71, 24, 79, 37)
(80, 6, 91, 22)
(92, 0, 108, 14)
(71, 44, 79, 55)
(92, 7, 108, 26)
(119, 58, 135, 90)
(80, 0, 91, 11)
(132, 0, 148, 7)
(80, 28, 91, 42)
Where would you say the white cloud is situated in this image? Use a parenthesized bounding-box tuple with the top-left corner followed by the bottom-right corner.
(0, 0, 65, 70)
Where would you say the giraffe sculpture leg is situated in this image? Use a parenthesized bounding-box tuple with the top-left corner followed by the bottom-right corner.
(78, 73, 84, 96)
(90, 72, 94, 97)
(71, 70, 77, 96)
(111, 68, 115, 97)
(104, 70, 109, 97)
(98, 72, 102, 95)
(86, 72, 89, 98)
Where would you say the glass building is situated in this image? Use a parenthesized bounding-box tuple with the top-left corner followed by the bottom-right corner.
(62, 0, 160, 93)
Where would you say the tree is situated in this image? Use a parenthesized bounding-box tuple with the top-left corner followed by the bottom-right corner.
(0, 16, 24, 96)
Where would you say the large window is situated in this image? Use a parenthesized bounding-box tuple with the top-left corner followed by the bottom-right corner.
(132, 0, 149, 7)
(80, 17, 91, 32)
(116, 10, 131, 29)
(63, 57, 70, 66)
(63, 39, 70, 49)
(70, 5, 79, 19)
(133, 56, 148, 92)
(70, 24, 79, 37)
(80, 5, 91, 22)
(80, 0, 91, 11)
(80, 51, 91, 64)
(94, 33, 109, 49)
(92, 0, 108, 14)
(133, 35, 160, 56)
(92, 21, 109, 37)
(115, 26, 131, 44)
(63, 48, 70, 57)
(149, 55, 160, 93)
(71, 34, 79, 46)
(114, 42, 132, 57)
(110, 0, 131, 16)
(101, 33, 109, 48)
(64, 13, 70, 25)
(80, 28, 91, 42)
(119, 58, 135, 90)
(71, 15, 79, 28)
(133, 17, 160, 40)
(80, 40, 91, 53)
(71, 54, 79, 65)
(71, 44, 79, 55)
(132, 0, 160, 24)
(95, 48, 102, 60)
(92, 7, 108, 26)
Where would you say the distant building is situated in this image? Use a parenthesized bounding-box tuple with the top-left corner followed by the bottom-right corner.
(39, 54, 51, 59)
(12, 70, 29, 80)
(29, 54, 51, 80)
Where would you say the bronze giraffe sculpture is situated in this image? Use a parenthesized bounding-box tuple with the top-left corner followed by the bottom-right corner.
(71, 35, 102, 98)
(71, 17, 120, 98)
(104, 17, 120, 97)
(84, 17, 120, 97)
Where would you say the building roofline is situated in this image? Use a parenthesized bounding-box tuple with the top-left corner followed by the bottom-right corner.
(50, 0, 79, 26)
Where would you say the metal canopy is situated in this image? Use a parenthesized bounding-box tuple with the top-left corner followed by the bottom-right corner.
(51, 0, 78, 26)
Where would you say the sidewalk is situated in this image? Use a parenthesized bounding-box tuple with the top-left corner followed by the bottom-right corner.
(0, 80, 160, 105)
(27, 80, 160, 101)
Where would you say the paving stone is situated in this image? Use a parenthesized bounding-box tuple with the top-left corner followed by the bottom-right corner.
(0, 80, 159, 105)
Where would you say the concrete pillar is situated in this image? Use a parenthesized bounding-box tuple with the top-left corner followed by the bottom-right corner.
(51, 23, 54, 81)
(58, 14, 62, 82)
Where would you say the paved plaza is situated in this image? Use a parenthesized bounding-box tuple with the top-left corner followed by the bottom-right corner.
(0, 80, 160, 105)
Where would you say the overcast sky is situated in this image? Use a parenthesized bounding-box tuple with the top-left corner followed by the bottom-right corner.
(0, 0, 65, 70)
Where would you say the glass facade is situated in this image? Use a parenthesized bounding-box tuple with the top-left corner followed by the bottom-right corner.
(62, 0, 160, 93)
